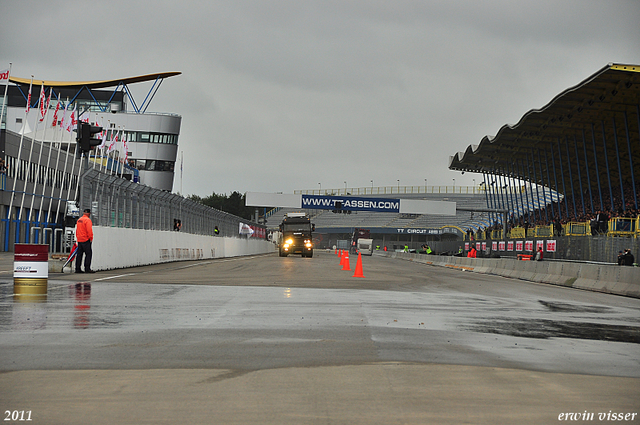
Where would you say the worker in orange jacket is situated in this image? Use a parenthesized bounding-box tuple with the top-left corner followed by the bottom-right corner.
(75, 209, 95, 273)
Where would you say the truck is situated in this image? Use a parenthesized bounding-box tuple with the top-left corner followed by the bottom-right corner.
(278, 212, 315, 257)
(356, 238, 374, 256)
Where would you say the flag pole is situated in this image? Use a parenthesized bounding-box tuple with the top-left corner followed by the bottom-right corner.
(36, 88, 55, 227)
(22, 82, 46, 231)
(119, 129, 126, 179)
(32, 86, 52, 227)
(10, 76, 34, 226)
(54, 99, 72, 221)
(46, 94, 63, 222)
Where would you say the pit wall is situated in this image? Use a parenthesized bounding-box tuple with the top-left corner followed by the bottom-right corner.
(84, 226, 276, 271)
(382, 251, 640, 299)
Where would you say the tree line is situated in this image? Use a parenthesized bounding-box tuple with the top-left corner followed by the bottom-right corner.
(188, 191, 255, 220)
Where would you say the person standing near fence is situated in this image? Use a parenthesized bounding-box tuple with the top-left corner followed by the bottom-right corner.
(75, 209, 95, 273)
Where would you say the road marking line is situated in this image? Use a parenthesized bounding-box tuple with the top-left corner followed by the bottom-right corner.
(94, 273, 136, 281)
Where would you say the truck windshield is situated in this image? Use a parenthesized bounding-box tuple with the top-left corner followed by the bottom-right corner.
(283, 223, 311, 232)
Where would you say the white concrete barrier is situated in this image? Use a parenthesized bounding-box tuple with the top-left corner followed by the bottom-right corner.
(385, 252, 640, 298)
(83, 226, 275, 271)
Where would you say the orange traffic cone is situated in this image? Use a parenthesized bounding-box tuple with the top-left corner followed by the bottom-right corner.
(352, 252, 365, 278)
(339, 250, 344, 266)
(342, 252, 350, 270)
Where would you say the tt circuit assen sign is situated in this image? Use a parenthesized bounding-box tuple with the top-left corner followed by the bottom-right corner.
(245, 192, 455, 215)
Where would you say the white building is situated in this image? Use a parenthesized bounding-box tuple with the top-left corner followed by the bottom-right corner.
(0, 72, 182, 251)
(2, 72, 182, 191)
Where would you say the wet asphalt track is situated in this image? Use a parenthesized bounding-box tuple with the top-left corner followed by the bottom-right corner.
(0, 251, 638, 424)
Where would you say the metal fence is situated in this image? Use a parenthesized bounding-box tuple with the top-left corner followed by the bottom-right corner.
(79, 168, 263, 238)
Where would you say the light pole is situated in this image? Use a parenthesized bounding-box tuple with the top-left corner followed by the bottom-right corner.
(424, 178, 427, 193)
(453, 178, 456, 193)
(397, 179, 400, 192)
(344, 181, 347, 194)
(370, 180, 374, 193)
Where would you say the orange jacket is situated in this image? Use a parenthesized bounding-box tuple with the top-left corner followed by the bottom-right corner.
(76, 213, 93, 243)
(467, 248, 477, 258)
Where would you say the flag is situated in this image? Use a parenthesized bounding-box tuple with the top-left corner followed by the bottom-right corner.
(40, 88, 52, 123)
(62, 243, 78, 269)
(51, 100, 61, 127)
(59, 104, 69, 131)
(99, 126, 108, 149)
(65, 104, 77, 133)
(122, 132, 128, 162)
(0, 68, 9, 84)
(107, 129, 118, 153)
(38, 84, 47, 122)
(26, 83, 32, 113)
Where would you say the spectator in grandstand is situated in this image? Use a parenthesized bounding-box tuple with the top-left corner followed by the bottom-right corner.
(597, 210, 609, 234)
(553, 217, 563, 236)
(622, 249, 635, 267)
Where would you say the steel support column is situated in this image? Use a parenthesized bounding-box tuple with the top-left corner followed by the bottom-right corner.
(573, 135, 586, 216)
(612, 116, 626, 210)
(591, 123, 604, 210)
(582, 129, 595, 214)
(543, 148, 555, 219)
(624, 110, 638, 209)
(565, 137, 578, 219)
(537, 149, 549, 223)
(601, 121, 615, 212)
(557, 139, 570, 219)
(550, 145, 562, 220)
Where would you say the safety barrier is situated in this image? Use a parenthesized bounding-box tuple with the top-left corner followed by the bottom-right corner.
(383, 251, 640, 298)
(608, 217, 638, 237)
(50, 226, 276, 272)
(534, 225, 553, 237)
(509, 227, 525, 238)
(563, 222, 591, 236)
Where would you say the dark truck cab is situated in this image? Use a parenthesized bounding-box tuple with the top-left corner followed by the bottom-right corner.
(279, 213, 315, 257)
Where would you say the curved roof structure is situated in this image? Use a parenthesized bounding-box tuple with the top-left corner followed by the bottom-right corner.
(9, 71, 181, 89)
(449, 63, 640, 206)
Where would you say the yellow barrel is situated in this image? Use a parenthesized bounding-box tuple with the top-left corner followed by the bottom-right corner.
(14, 244, 49, 296)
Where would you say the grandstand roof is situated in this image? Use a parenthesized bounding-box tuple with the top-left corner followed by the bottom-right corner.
(9, 72, 181, 89)
(449, 63, 640, 197)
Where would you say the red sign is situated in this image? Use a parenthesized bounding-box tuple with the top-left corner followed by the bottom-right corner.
(14, 244, 49, 262)
(546, 240, 557, 252)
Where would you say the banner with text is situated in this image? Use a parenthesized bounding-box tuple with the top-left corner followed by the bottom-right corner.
(301, 194, 400, 212)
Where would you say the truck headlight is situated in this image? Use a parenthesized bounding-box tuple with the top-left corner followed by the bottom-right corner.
(286, 239, 294, 245)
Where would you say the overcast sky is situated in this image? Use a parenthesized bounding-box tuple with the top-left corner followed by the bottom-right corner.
(3, 0, 639, 197)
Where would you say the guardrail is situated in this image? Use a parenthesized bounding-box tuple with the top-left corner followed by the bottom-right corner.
(608, 217, 638, 237)
(465, 218, 638, 240)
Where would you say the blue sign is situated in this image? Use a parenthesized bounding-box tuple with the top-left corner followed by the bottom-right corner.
(301, 195, 400, 212)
